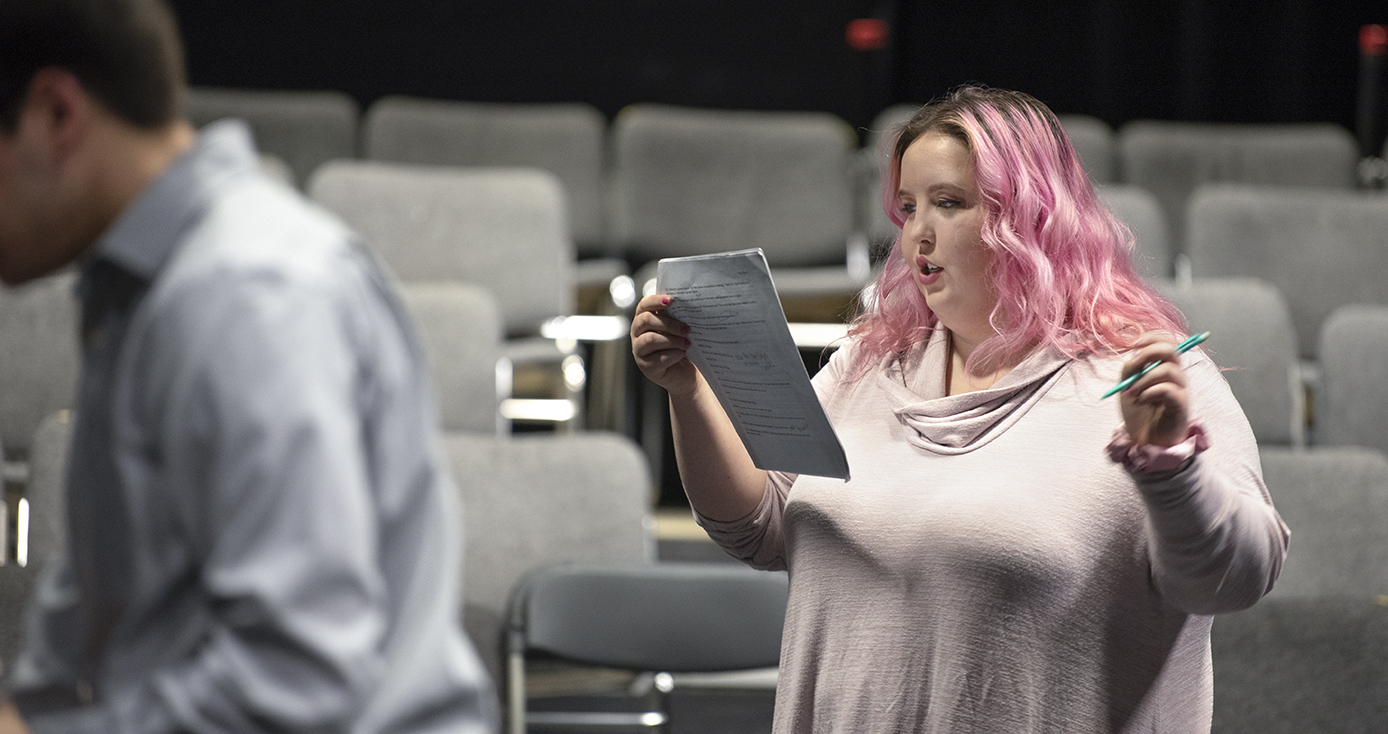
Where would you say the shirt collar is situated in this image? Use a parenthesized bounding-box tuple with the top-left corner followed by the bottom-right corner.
(90, 119, 259, 283)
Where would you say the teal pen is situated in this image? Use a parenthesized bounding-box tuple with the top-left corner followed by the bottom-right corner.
(1101, 331, 1211, 399)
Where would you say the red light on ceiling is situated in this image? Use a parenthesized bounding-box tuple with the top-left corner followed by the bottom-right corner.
(847, 18, 890, 51)
(1362, 24, 1388, 55)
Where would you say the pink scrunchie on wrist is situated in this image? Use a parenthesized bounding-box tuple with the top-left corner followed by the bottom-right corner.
(1106, 421, 1210, 474)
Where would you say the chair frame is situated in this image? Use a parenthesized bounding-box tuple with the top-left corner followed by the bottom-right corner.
(505, 561, 787, 733)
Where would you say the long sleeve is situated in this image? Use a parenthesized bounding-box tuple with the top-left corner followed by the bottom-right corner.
(25, 267, 391, 733)
(697, 342, 854, 571)
(1126, 351, 1291, 615)
(13, 123, 491, 734)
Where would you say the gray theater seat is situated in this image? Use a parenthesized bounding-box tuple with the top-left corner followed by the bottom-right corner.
(1316, 305, 1388, 454)
(505, 561, 786, 734)
(858, 105, 1118, 249)
(443, 431, 654, 686)
(1098, 184, 1170, 280)
(397, 282, 503, 435)
(363, 97, 608, 256)
(0, 273, 79, 464)
(186, 87, 359, 187)
(1156, 278, 1302, 446)
(1119, 121, 1357, 253)
(1210, 446, 1388, 733)
(612, 104, 868, 308)
(310, 162, 588, 428)
(1185, 185, 1388, 358)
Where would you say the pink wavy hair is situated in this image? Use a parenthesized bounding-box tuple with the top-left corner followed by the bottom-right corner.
(848, 86, 1185, 374)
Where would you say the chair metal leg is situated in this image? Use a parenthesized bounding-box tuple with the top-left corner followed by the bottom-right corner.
(508, 651, 527, 734)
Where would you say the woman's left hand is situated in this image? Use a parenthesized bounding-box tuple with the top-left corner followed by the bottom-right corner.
(1119, 332, 1191, 447)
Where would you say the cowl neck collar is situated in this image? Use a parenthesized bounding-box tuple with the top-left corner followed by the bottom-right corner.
(878, 328, 1073, 455)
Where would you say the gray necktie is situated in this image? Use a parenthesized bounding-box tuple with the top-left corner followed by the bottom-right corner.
(66, 258, 147, 686)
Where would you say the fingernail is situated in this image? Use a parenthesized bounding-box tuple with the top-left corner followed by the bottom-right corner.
(684, 338, 691, 347)
(681, 324, 690, 334)
(662, 297, 671, 305)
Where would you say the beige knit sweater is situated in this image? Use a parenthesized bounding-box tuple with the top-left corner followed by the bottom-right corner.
(699, 328, 1289, 733)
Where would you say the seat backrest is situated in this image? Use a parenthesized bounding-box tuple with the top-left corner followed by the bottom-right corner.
(186, 87, 359, 187)
(1156, 278, 1301, 445)
(397, 283, 502, 435)
(610, 105, 855, 267)
(26, 411, 71, 571)
(1119, 121, 1357, 252)
(309, 161, 574, 335)
(1057, 114, 1116, 184)
(1210, 595, 1388, 734)
(0, 273, 79, 457)
(0, 565, 37, 677)
(859, 105, 920, 247)
(1316, 305, 1388, 453)
(865, 103, 919, 151)
(363, 97, 607, 253)
(865, 108, 1115, 185)
(1257, 446, 1388, 599)
(444, 432, 654, 678)
(859, 107, 1118, 248)
(1097, 184, 1170, 279)
(511, 561, 788, 673)
(1185, 185, 1388, 358)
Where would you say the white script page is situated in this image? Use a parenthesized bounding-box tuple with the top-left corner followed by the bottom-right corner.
(657, 249, 850, 479)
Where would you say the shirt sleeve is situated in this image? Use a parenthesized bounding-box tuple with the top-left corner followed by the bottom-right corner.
(696, 340, 854, 572)
(25, 266, 393, 733)
(1122, 349, 1291, 615)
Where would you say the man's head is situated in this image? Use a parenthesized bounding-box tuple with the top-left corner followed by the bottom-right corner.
(0, 0, 192, 284)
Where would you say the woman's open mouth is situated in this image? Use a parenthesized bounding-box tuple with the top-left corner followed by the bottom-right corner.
(915, 255, 943, 285)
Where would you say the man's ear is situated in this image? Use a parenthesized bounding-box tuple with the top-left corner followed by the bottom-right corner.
(19, 68, 93, 162)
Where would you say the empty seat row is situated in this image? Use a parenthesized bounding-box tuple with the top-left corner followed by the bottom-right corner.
(188, 89, 864, 276)
(1160, 278, 1388, 455)
(12, 396, 1388, 733)
(871, 104, 1366, 247)
(8, 399, 783, 732)
(1210, 445, 1388, 733)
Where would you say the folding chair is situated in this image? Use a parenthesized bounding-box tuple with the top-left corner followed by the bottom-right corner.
(1097, 184, 1170, 280)
(186, 87, 359, 187)
(310, 162, 610, 429)
(505, 562, 787, 733)
(397, 282, 504, 435)
(1316, 305, 1388, 453)
(444, 431, 655, 689)
(1119, 121, 1357, 253)
(0, 410, 72, 675)
(0, 273, 79, 480)
(1210, 446, 1388, 733)
(1058, 113, 1117, 185)
(859, 106, 1117, 252)
(1185, 185, 1388, 358)
(1156, 278, 1303, 446)
(612, 104, 867, 324)
(362, 97, 608, 260)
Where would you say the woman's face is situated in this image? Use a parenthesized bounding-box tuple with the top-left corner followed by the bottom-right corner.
(896, 132, 998, 343)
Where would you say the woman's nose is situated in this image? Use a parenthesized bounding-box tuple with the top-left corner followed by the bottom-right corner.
(904, 215, 930, 245)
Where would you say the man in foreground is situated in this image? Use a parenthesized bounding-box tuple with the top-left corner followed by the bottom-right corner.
(0, 1, 495, 731)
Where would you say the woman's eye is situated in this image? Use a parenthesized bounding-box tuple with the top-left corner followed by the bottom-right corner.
(937, 198, 961, 209)
(899, 202, 916, 215)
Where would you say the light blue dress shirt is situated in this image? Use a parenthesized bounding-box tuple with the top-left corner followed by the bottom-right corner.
(10, 120, 497, 733)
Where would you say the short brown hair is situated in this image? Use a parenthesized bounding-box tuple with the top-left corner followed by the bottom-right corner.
(0, 0, 186, 131)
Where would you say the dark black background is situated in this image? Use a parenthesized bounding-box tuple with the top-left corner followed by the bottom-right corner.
(169, 0, 1383, 136)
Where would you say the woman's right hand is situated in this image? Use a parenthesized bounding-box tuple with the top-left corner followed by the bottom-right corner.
(631, 294, 700, 397)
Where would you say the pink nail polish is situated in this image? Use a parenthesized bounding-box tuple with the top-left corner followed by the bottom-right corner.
(662, 297, 671, 305)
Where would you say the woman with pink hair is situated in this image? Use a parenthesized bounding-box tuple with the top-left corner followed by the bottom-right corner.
(631, 86, 1287, 733)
